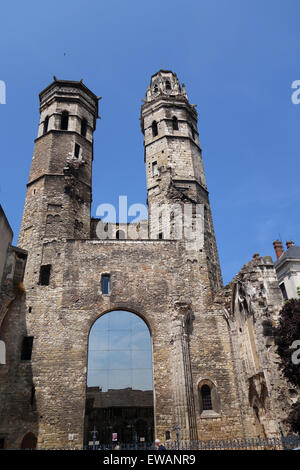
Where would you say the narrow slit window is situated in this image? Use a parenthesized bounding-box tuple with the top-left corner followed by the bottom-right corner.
(81, 118, 87, 137)
(30, 385, 36, 406)
(152, 120, 158, 137)
(101, 274, 110, 295)
(43, 116, 49, 135)
(60, 111, 69, 130)
(74, 143, 80, 158)
(39, 265, 51, 286)
(21, 336, 34, 361)
(172, 116, 178, 130)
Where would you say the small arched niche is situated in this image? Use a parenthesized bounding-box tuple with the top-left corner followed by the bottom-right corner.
(198, 379, 221, 417)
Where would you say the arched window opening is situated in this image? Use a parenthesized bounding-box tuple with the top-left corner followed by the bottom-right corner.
(172, 116, 178, 131)
(20, 432, 37, 449)
(154, 84, 158, 93)
(201, 385, 212, 410)
(0, 340, 6, 365)
(43, 116, 49, 135)
(198, 379, 221, 416)
(116, 229, 125, 240)
(84, 310, 154, 447)
(81, 118, 87, 137)
(165, 80, 171, 90)
(60, 111, 69, 130)
(152, 120, 158, 137)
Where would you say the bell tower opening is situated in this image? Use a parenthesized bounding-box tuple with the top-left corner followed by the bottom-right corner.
(84, 310, 154, 448)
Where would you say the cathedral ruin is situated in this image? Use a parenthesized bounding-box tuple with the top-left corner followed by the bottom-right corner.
(0, 70, 293, 449)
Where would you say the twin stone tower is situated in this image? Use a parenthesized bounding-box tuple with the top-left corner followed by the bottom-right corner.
(0, 71, 291, 448)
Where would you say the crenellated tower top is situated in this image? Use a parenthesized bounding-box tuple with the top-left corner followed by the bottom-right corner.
(145, 70, 188, 102)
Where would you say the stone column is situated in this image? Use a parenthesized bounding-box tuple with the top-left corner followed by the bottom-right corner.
(170, 302, 197, 441)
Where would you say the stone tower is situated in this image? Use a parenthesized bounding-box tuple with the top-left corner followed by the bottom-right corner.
(18, 79, 99, 267)
(141, 70, 222, 293)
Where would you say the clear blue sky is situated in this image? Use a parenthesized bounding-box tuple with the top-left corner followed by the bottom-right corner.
(0, 0, 299, 285)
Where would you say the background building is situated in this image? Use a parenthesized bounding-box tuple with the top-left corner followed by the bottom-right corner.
(273, 240, 300, 300)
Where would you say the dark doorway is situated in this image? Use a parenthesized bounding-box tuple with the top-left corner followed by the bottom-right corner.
(21, 432, 37, 449)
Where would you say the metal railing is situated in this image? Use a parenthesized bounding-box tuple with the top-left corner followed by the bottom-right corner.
(83, 435, 300, 451)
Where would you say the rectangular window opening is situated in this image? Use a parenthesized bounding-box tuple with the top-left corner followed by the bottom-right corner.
(39, 265, 51, 286)
(101, 274, 110, 295)
(21, 336, 34, 361)
(152, 161, 158, 177)
(74, 143, 80, 158)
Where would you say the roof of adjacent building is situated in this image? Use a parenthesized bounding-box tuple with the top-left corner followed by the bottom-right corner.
(274, 245, 300, 268)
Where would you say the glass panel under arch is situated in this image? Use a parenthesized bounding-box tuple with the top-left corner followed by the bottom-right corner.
(84, 310, 154, 447)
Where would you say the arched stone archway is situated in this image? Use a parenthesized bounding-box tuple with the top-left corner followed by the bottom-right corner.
(84, 310, 154, 447)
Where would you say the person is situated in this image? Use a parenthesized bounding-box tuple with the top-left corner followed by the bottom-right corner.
(155, 438, 165, 450)
(114, 443, 120, 450)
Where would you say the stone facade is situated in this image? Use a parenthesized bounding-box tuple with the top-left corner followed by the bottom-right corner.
(0, 71, 294, 449)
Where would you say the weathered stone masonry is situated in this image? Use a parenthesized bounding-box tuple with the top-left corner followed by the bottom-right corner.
(0, 71, 293, 449)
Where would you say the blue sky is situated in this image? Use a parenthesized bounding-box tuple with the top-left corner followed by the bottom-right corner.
(0, 0, 299, 285)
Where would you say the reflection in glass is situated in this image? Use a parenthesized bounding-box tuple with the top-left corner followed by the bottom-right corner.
(84, 310, 154, 446)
